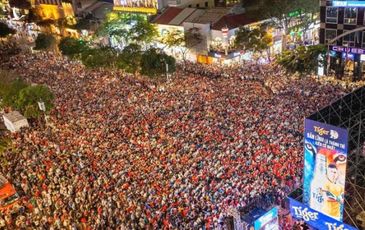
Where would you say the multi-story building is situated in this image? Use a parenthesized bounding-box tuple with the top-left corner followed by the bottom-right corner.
(319, 0, 365, 80)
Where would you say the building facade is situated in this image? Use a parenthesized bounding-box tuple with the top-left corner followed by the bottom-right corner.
(319, 0, 365, 80)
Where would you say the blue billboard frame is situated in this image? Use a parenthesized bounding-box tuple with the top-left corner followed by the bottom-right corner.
(289, 198, 357, 230)
(303, 119, 348, 221)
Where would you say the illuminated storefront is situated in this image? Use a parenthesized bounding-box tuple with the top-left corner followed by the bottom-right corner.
(113, 0, 160, 14)
(320, 0, 365, 79)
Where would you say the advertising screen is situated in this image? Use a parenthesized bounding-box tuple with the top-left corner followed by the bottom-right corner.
(254, 207, 279, 230)
(113, 0, 158, 14)
(288, 198, 357, 230)
(333, 1, 365, 7)
(303, 119, 348, 221)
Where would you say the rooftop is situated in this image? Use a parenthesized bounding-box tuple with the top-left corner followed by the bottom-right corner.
(3, 111, 26, 123)
(211, 13, 259, 30)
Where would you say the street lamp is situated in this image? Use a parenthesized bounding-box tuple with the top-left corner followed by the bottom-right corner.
(37, 100, 48, 125)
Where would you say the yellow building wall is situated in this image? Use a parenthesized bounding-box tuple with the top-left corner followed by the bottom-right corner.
(35, 3, 74, 21)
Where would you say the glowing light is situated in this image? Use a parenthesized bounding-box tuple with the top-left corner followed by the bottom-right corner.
(113, 6, 157, 14)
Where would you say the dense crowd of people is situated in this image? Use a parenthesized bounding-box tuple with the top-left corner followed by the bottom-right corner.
(0, 50, 351, 229)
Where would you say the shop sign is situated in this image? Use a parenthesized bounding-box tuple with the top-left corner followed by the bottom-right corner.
(331, 46, 365, 54)
(333, 1, 365, 7)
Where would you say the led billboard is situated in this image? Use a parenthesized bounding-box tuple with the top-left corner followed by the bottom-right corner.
(254, 207, 279, 230)
(333, 0, 365, 7)
(303, 119, 348, 221)
(289, 198, 357, 230)
(113, 0, 158, 14)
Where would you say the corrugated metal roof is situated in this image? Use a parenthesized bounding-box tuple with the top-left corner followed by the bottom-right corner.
(169, 8, 196, 25)
(152, 7, 184, 25)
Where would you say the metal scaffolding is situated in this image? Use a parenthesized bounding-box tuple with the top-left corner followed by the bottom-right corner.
(308, 86, 365, 228)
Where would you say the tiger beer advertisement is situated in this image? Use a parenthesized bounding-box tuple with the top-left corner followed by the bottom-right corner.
(303, 119, 348, 221)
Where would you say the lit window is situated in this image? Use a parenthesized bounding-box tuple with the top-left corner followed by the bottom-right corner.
(344, 8, 357, 24)
(326, 7, 338, 24)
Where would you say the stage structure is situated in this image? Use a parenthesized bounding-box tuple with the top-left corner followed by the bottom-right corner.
(304, 86, 365, 228)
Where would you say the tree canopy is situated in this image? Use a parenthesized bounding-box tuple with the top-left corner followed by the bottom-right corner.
(0, 22, 16, 38)
(97, 13, 157, 46)
(160, 29, 185, 49)
(34, 33, 56, 50)
(0, 78, 28, 109)
(59, 37, 88, 58)
(0, 75, 54, 119)
(81, 47, 117, 68)
(276, 44, 326, 75)
(116, 43, 142, 73)
(140, 48, 176, 78)
(15, 85, 54, 118)
(234, 26, 272, 53)
(185, 28, 203, 52)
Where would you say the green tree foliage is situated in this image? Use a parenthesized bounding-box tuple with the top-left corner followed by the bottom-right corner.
(0, 70, 18, 98)
(97, 13, 157, 46)
(0, 22, 16, 38)
(1, 78, 28, 109)
(185, 27, 203, 52)
(277, 45, 326, 75)
(15, 85, 54, 118)
(59, 37, 88, 58)
(34, 33, 56, 50)
(234, 26, 272, 53)
(0, 74, 54, 119)
(140, 48, 176, 78)
(160, 29, 185, 49)
(259, 0, 319, 49)
(116, 43, 142, 73)
(81, 47, 116, 68)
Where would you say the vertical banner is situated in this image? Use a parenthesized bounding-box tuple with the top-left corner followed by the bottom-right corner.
(303, 119, 348, 221)
(254, 207, 279, 230)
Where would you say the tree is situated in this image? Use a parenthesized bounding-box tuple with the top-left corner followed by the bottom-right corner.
(34, 33, 56, 51)
(1, 78, 28, 109)
(297, 0, 319, 43)
(59, 37, 88, 58)
(161, 30, 185, 49)
(97, 13, 157, 49)
(260, 0, 300, 50)
(159, 29, 189, 61)
(185, 27, 204, 57)
(234, 25, 273, 60)
(140, 48, 176, 78)
(277, 44, 326, 75)
(0, 22, 16, 38)
(116, 43, 142, 73)
(15, 85, 54, 119)
(0, 70, 18, 98)
(80, 47, 116, 68)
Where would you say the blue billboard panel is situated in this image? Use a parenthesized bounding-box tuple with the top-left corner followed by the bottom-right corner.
(303, 119, 348, 221)
(289, 198, 357, 230)
(254, 207, 279, 230)
(333, 1, 365, 7)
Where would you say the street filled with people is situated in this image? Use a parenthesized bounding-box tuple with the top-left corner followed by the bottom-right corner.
(0, 50, 351, 229)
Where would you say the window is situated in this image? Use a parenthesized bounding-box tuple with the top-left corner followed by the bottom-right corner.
(325, 29, 337, 44)
(205, 1, 208, 7)
(344, 8, 357, 24)
(362, 32, 365, 48)
(343, 30, 355, 47)
(326, 7, 338, 24)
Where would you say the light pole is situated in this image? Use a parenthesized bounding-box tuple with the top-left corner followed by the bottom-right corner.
(37, 100, 47, 125)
